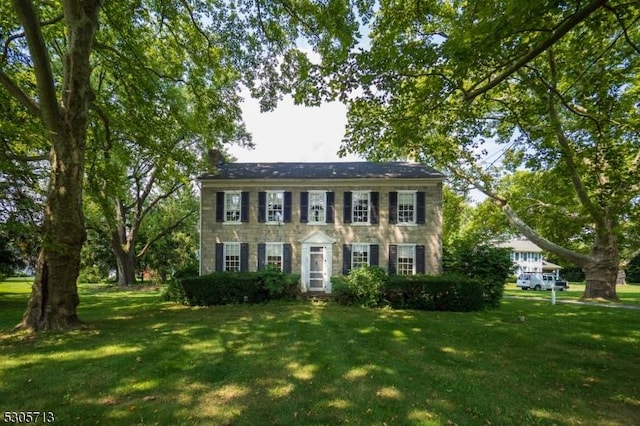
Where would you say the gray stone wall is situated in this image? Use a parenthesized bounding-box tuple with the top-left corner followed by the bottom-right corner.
(200, 179, 442, 276)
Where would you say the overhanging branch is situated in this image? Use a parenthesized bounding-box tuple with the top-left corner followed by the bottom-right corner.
(464, 0, 607, 100)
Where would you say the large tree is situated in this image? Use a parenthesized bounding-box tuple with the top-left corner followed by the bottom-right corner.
(306, 0, 640, 299)
(1, 1, 360, 330)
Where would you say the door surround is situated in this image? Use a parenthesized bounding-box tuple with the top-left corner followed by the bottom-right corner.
(299, 231, 336, 293)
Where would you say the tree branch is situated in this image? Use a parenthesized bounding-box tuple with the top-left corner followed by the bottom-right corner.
(0, 71, 41, 117)
(136, 210, 195, 259)
(464, 0, 608, 100)
(11, 0, 64, 136)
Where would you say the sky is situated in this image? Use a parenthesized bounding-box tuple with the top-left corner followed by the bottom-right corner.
(227, 93, 362, 163)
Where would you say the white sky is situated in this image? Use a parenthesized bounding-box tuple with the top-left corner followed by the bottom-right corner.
(228, 93, 362, 163)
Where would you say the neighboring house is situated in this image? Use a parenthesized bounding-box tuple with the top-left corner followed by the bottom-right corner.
(497, 239, 562, 278)
(198, 162, 444, 293)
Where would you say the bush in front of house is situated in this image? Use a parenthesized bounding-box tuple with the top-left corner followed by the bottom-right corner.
(444, 241, 512, 308)
(163, 269, 300, 306)
(331, 266, 388, 307)
(384, 274, 485, 312)
(332, 267, 486, 312)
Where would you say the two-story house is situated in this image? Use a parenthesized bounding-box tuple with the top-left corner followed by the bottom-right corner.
(198, 162, 444, 294)
(496, 238, 562, 278)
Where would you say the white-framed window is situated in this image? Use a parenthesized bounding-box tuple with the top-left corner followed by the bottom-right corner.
(266, 243, 283, 271)
(224, 243, 241, 272)
(267, 191, 284, 223)
(308, 191, 326, 223)
(352, 191, 370, 223)
(397, 191, 416, 224)
(397, 245, 416, 276)
(224, 192, 242, 223)
(352, 243, 370, 270)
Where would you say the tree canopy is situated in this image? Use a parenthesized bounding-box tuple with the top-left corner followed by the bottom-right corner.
(303, 0, 640, 299)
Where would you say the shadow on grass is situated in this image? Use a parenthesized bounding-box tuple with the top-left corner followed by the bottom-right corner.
(1, 287, 639, 425)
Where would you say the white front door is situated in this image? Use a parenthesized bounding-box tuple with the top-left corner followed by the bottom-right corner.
(309, 246, 325, 290)
(299, 231, 336, 293)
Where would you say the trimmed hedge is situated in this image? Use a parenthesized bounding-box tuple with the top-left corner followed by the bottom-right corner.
(331, 267, 489, 312)
(385, 274, 485, 312)
(163, 269, 300, 306)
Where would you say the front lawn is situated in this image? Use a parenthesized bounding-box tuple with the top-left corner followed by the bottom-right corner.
(1, 279, 639, 425)
(505, 282, 640, 305)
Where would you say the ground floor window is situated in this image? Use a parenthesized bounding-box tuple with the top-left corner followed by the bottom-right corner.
(397, 245, 416, 275)
(352, 243, 370, 270)
(266, 243, 283, 271)
(224, 243, 241, 272)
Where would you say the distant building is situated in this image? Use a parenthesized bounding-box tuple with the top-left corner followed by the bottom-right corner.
(496, 239, 562, 278)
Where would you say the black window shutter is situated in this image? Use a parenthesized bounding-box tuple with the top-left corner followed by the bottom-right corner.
(343, 244, 352, 275)
(258, 191, 266, 223)
(388, 245, 397, 275)
(417, 192, 426, 224)
(343, 192, 352, 224)
(240, 243, 249, 272)
(370, 244, 379, 266)
(370, 192, 379, 224)
(283, 244, 292, 273)
(300, 192, 309, 223)
(284, 192, 292, 223)
(326, 191, 335, 223)
(241, 192, 250, 223)
(257, 243, 266, 270)
(216, 192, 224, 222)
(215, 243, 224, 272)
(416, 245, 426, 274)
(389, 192, 398, 224)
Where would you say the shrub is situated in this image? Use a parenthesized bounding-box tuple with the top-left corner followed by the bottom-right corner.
(331, 266, 387, 307)
(385, 274, 485, 312)
(444, 241, 512, 308)
(163, 269, 300, 306)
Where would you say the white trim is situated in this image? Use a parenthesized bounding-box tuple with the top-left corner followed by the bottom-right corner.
(351, 190, 371, 224)
(308, 190, 327, 224)
(223, 191, 242, 223)
(351, 243, 371, 270)
(397, 190, 417, 225)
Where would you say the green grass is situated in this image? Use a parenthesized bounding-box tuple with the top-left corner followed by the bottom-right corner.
(505, 282, 640, 305)
(1, 278, 639, 425)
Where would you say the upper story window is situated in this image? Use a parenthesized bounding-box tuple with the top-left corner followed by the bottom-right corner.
(216, 191, 248, 224)
(301, 191, 334, 224)
(309, 191, 326, 223)
(344, 191, 379, 225)
(259, 191, 292, 223)
(397, 191, 416, 224)
(267, 191, 284, 223)
(352, 191, 370, 223)
(225, 192, 242, 223)
(389, 191, 425, 225)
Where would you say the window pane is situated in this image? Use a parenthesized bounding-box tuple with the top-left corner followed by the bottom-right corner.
(309, 192, 326, 222)
(398, 192, 415, 223)
(266, 243, 283, 271)
(352, 192, 369, 223)
(267, 192, 284, 222)
(352, 243, 369, 269)
(225, 192, 241, 222)
(397, 245, 414, 275)
(225, 243, 241, 271)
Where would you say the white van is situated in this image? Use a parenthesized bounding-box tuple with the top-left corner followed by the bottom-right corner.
(516, 273, 568, 291)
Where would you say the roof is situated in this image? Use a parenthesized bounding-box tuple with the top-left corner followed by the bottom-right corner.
(496, 239, 543, 253)
(198, 162, 444, 180)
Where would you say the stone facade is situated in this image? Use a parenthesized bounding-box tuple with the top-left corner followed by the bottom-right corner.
(199, 162, 444, 293)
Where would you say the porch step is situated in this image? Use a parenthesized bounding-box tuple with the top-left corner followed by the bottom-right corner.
(301, 292, 332, 301)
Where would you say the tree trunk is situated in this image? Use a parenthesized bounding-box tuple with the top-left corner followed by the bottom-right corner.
(13, 0, 101, 331)
(582, 239, 619, 300)
(113, 241, 137, 286)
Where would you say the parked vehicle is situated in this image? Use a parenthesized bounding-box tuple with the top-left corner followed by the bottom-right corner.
(516, 273, 569, 291)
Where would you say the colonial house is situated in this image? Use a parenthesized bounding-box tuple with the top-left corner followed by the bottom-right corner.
(198, 162, 444, 293)
(497, 238, 562, 277)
